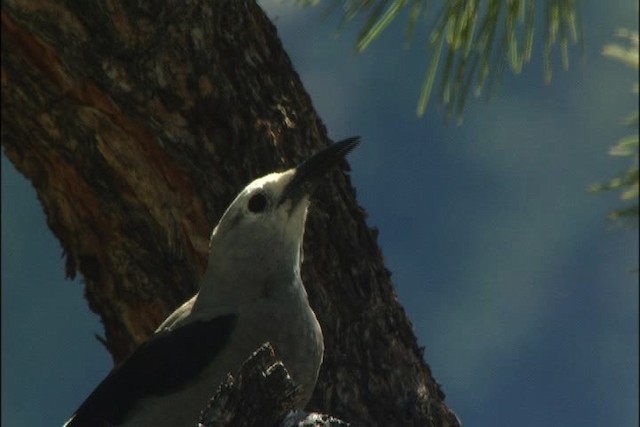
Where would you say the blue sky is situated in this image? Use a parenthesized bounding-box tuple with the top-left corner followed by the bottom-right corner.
(2, 2, 638, 426)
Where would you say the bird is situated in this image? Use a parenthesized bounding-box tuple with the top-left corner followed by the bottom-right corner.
(64, 137, 360, 427)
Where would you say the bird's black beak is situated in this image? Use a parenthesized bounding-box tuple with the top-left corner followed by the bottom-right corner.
(280, 137, 360, 205)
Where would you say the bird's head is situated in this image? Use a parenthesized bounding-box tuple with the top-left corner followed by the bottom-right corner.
(200, 138, 359, 306)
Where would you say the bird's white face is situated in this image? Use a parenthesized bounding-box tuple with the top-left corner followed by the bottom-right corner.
(197, 137, 359, 309)
(214, 169, 308, 241)
(202, 169, 310, 305)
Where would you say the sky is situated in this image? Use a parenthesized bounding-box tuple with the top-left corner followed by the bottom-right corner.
(2, 1, 638, 426)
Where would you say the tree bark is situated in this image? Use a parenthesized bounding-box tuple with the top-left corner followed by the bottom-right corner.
(2, 0, 460, 425)
(200, 343, 303, 427)
(198, 343, 349, 427)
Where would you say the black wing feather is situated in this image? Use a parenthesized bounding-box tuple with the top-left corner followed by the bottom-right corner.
(67, 314, 237, 426)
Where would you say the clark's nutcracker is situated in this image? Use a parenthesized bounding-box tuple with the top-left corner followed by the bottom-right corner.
(64, 138, 359, 427)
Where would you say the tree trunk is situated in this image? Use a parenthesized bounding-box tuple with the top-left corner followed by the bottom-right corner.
(1, 0, 459, 425)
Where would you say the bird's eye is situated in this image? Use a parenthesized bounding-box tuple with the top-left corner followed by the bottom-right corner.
(248, 192, 268, 213)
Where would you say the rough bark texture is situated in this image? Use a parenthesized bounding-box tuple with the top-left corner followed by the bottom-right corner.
(199, 343, 348, 427)
(199, 343, 302, 427)
(2, 0, 460, 425)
